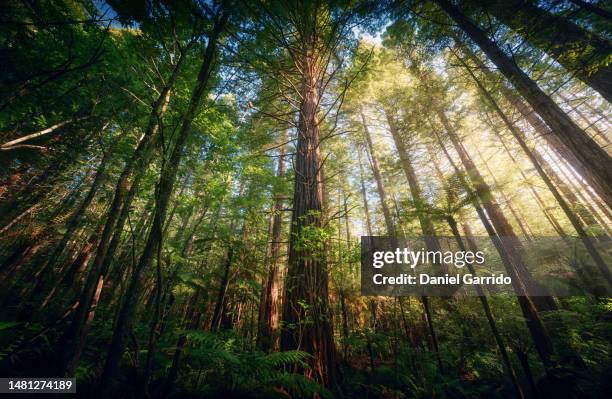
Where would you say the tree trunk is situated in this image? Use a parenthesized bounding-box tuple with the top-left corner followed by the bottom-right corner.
(569, 0, 612, 20)
(360, 108, 395, 235)
(280, 46, 336, 386)
(31, 144, 112, 308)
(55, 39, 194, 376)
(455, 53, 611, 286)
(257, 130, 287, 351)
(383, 106, 444, 367)
(500, 80, 612, 211)
(96, 14, 227, 396)
(358, 149, 374, 237)
(447, 217, 524, 399)
(384, 107, 446, 257)
(162, 288, 202, 397)
(211, 247, 234, 330)
(434, 130, 557, 373)
(474, 0, 612, 101)
(436, 109, 557, 311)
(492, 126, 570, 239)
(436, 0, 612, 210)
(473, 147, 534, 240)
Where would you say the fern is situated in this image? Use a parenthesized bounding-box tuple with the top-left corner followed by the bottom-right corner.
(173, 330, 328, 398)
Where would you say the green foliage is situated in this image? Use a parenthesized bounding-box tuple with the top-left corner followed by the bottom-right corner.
(171, 330, 330, 399)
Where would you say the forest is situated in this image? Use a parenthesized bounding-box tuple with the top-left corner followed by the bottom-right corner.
(0, 0, 611, 398)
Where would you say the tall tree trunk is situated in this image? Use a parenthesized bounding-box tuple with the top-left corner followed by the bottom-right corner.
(473, 147, 534, 240)
(556, 92, 609, 145)
(280, 46, 336, 386)
(360, 108, 395, 235)
(455, 52, 611, 286)
(56, 66, 180, 376)
(211, 247, 234, 330)
(542, 144, 612, 228)
(435, 109, 557, 311)
(429, 146, 524, 393)
(30, 143, 112, 308)
(384, 108, 445, 257)
(436, 0, 612, 209)
(382, 107, 445, 368)
(96, 14, 227, 396)
(162, 288, 202, 397)
(434, 131, 557, 373)
(473, 0, 612, 101)
(447, 217, 524, 399)
(257, 130, 287, 351)
(503, 80, 612, 210)
(491, 126, 570, 239)
(358, 149, 374, 237)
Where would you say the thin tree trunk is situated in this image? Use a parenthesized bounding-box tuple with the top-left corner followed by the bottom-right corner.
(385, 107, 446, 259)
(474, 0, 612, 101)
(473, 147, 534, 240)
(383, 107, 444, 367)
(358, 149, 373, 237)
(436, 0, 612, 209)
(211, 247, 234, 330)
(96, 14, 227, 396)
(57, 40, 191, 376)
(257, 130, 287, 351)
(436, 109, 557, 311)
(456, 53, 611, 286)
(162, 288, 202, 397)
(556, 92, 609, 145)
(434, 130, 557, 373)
(360, 108, 395, 235)
(30, 143, 113, 307)
(447, 217, 524, 399)
(569, 0, 612, 20)
(493, 128, 570, 239)
(504, 84, 612, 211)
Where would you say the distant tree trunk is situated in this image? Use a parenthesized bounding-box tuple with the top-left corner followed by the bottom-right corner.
(569, 0, 612, 20)
(280, 44, 336, 386)
(430, 146, 523, 392)
(162, 288, 202, 397)
(257, 130, 287, 351)
(515, 346, 539, 397)
(384, 108, 446, 257)
(358, 149, 374, 237)
(491, 127, 570, 239)
(473, 147, 534, 240)
(0, 136, 92, 230)
(534, 146, 611, 236)
(434, 131, 557, 373)
(455, 53, 612, 286)
(211, 247, 234, 330)
(556, 92, 609, 145)
(158, 207, 208, 338)
(0, 241, 45, 293)
(54, 38, 197, 373)
(436, 0, 612, 210)
(360, 108, 395, 235)
(30, 144, 112, 308)
(447, 217, 524, 399)
(508, 85, 612, 211)
(57, 73, 178, 376)
(96, 13, 227, 396)
(473, 0, 612, 101)
(436, 109, 557, 311)
(39, 230, 101, 310)
(383, 107, 444, 368)
(542, 144, 612, 228)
